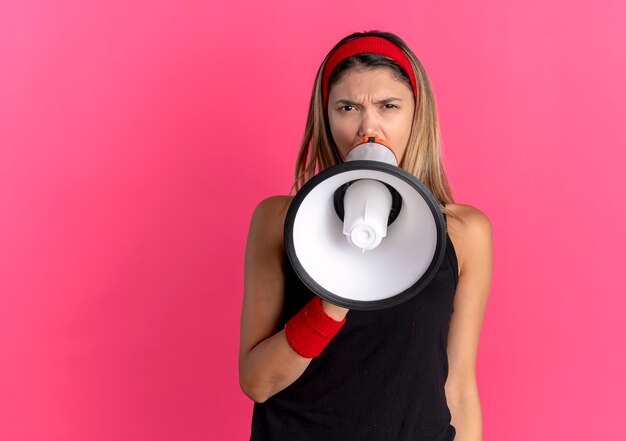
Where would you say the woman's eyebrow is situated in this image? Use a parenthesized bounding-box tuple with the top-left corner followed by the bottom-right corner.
(334, 99, 359, 105)
(334, 97, 403, 105)
(374, 97, 403, 104)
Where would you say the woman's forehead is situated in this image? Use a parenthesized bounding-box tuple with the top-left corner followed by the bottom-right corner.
(329, 68, 413, 98)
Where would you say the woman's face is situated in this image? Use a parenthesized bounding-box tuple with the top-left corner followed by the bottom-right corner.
(327, 67, 415, 161)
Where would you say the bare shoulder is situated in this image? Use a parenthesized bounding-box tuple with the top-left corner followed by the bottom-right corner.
(444, 203, 492, 234)
(444, 203, 493, 276)
(245, 195, 294, 277)
(252, 195, 293, 220)
(249, 196, 294, 240)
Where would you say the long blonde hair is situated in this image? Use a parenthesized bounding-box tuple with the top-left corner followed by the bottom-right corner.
(293, 31, 455, 215)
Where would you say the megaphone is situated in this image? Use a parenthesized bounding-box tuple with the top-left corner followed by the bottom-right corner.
(284, 136, 446, 310)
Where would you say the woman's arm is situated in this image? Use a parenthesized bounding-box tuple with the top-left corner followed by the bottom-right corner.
(444, 204, 493, 441)
(238, 196, 347, 403)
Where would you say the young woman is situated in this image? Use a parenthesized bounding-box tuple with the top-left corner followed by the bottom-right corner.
(239, 30, 493, 441)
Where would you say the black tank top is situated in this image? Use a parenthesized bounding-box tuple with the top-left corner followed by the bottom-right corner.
(251, 215, 459, 441)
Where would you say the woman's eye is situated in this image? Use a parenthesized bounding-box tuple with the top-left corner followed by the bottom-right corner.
(382, 104, 398, 110)
(339, 105, 356, 112)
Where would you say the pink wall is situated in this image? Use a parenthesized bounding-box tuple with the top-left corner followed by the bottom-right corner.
(1, 1, 625, 440)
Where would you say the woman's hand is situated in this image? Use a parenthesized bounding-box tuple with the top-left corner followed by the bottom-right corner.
(321, 300, 349, 321)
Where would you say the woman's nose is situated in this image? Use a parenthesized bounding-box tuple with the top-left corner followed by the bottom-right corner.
(358, 111, 380, 137)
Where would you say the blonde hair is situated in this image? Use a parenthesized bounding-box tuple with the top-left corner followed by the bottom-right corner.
(293, 31, 456, 216)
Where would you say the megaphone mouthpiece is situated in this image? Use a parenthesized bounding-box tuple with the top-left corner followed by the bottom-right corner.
(345, 136, 398, 165)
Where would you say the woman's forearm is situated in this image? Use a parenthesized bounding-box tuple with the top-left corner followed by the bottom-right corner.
(239, 329, 312, 403)
(240, 299, 348, 403)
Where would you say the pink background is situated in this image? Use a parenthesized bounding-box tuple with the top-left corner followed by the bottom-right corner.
(1, 1, 625, 440)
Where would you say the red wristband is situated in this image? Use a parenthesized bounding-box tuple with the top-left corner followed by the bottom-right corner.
(285, 296, 347, 358)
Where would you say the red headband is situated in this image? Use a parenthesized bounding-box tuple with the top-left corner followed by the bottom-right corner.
(322, 36, 418, 108)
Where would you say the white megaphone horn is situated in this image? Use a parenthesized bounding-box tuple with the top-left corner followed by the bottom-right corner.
(284, 136, 446, 310)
